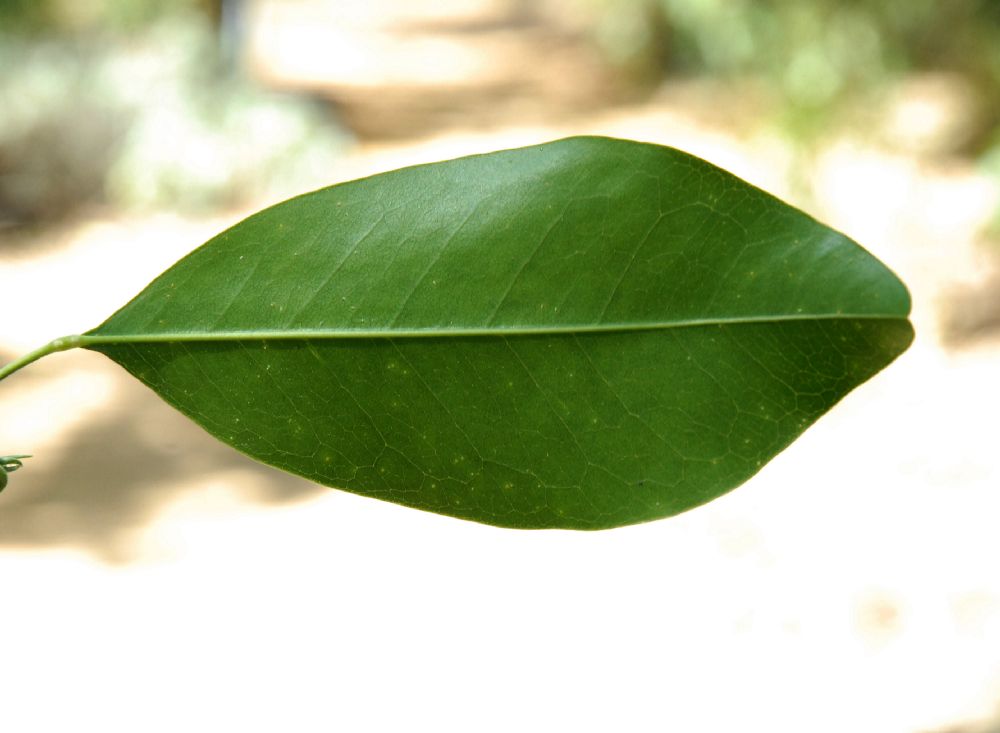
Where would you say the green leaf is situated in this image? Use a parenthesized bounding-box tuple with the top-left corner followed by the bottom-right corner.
(0, 455, 30, 492)
(53, 137, 919, 527)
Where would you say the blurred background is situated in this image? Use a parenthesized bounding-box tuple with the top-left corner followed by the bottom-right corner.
(0, 1, 998, 731)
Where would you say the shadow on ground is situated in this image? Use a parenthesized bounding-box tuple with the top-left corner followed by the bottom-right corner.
(942, 262, 1000, 348)
(0, 357, 325, 562)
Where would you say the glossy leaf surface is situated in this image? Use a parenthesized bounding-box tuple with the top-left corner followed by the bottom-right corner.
(85, 137, 912, 528)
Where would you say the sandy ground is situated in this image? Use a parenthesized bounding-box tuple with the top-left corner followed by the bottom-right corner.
(1, 103, 999, 732)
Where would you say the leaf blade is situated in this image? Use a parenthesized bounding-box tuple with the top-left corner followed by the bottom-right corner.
(85, 136, 913, 528)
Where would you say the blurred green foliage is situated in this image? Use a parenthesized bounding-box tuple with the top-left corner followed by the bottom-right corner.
(0, 0, 208, 33)
(586, 0, 1000, 147)
(0, 0, 346, 226)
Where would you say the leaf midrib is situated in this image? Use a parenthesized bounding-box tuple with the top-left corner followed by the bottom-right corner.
(85, 312, 908, 344)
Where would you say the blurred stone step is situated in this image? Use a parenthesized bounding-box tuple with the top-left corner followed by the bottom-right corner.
(243, 0, 616, 137)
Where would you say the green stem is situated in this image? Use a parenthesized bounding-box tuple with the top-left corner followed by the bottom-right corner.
(0, 335, 84, 383)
